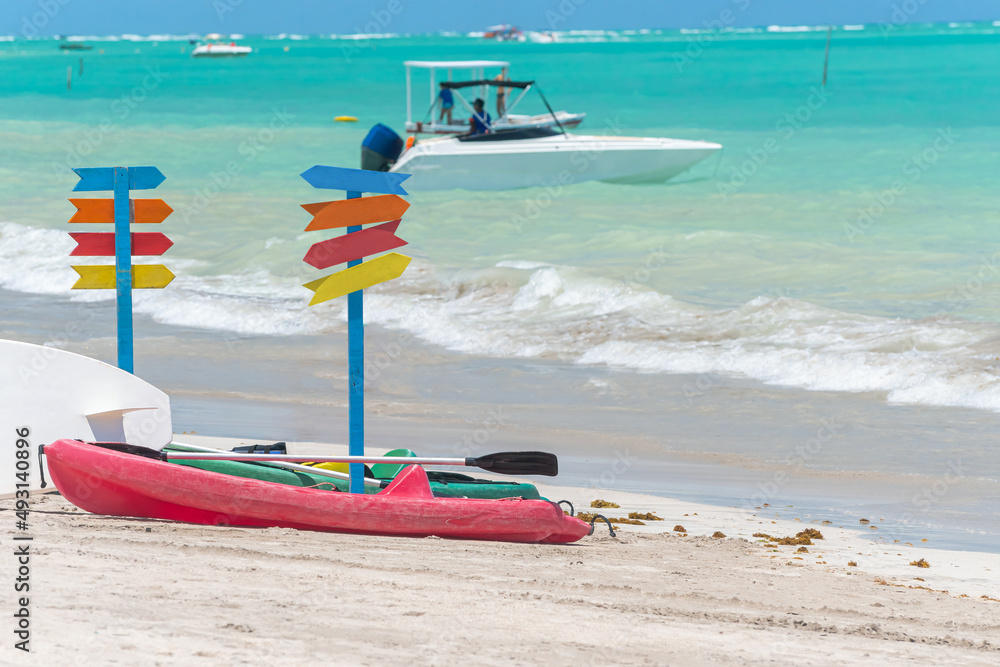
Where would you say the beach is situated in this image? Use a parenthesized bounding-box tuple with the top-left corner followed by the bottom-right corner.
(10, 436, 999, 665)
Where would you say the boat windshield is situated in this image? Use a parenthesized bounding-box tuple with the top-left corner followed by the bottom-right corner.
(457, 127, 560, 142)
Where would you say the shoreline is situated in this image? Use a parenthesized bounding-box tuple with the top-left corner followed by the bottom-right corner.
(3, 288, 999, 553)
(184, 435, 1000, 590)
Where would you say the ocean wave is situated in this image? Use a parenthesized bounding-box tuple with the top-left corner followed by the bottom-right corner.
(766, 25, 826, 33)
(5, 221, 1000, 413)
(331, 33, 398, 40)
(63, 34, 197, 42)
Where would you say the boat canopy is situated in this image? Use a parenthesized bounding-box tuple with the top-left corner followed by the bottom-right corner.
(441, 79, 533, 90)
(405, 60, 509, 69)
(405, 60, 512, 128)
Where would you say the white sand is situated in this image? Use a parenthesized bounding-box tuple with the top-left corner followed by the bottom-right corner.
(8, 435, 998, 665)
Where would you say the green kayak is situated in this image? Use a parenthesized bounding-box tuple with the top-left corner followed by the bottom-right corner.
(165, 446, 541, 500)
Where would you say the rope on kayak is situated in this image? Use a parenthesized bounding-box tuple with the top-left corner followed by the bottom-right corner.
(588, 514, 615, 538)
(556, 500, 574, 516)
(37, 444, 47, 489)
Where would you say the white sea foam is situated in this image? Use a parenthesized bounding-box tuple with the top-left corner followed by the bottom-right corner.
(766, 25, 825, 33)
(843, 25, 866, 31)
(5, 221, 1000, 413)
(332, 33, 398, 40)
(64, 34, 196, 42)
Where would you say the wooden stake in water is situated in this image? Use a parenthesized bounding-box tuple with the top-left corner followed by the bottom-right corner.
(67, 66, 72, 90)
(822, 26, 833, 88)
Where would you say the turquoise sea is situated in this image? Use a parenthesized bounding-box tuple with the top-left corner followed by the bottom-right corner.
(2, 23, 999, 548)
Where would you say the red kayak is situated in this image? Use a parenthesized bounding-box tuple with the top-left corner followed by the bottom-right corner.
(44, 440, 590, 544)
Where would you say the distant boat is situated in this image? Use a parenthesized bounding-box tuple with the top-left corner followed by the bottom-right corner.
(483, 24, 525, 42)
(527, 31, 558, 44)
(60, 43, 92, 51)
(191, 41, 251, 57)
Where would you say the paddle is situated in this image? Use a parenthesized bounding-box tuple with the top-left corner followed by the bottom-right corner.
(168, 441, 390, 490)
(161, 450, 559, 477)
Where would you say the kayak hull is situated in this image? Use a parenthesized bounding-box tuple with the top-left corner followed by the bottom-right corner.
(45, 440, 589, 543)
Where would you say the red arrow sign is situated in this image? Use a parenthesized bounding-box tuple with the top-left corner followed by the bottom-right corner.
(304, 222, 407, 270)
(68, 198, 173, 224)
(302, 194, 409, 231)
(69, 232, 174, 257)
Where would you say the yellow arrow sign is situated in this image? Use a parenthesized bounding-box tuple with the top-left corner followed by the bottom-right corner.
(304, 252, 410, 306)
(71, 265, 175, 290)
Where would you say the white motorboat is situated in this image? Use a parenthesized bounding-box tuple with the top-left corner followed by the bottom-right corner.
(483, 25, 525, 41)
(404, 60, 585, 135)
(192, 41, 251, 57)
(390, 127, 722, 191)
(361, 77, 721, 192)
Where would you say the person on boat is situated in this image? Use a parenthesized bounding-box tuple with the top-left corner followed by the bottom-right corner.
(494, 74, 509, 118)
(469, 98, 492, 135)
(437, 83, 454, 125)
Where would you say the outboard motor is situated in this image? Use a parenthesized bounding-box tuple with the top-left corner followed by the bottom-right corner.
(361, 123, 404, 172)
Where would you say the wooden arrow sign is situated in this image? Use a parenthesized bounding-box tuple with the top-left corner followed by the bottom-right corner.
(73, 166, 166, 192)
(300, 165, 410, 195)
(71, 265, 175, 290)
(303, 195, 410, 231)
(303, 226, 407, 270)
(69, 232, 173, 257)
(303, 252, 411, 306)
(68, 199, 173, 224)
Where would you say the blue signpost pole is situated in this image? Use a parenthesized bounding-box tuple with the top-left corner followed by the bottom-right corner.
(346, 190, 364, 493)
(112, 166, 134, 373)
(299, 166, 411, 493)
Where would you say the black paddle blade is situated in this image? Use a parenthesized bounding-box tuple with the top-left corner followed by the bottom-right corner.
(468, 451, 558, 477)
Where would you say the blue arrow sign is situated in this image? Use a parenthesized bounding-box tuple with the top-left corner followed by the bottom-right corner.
(73, 167, 166, 192)
(301, 166, 410, 196)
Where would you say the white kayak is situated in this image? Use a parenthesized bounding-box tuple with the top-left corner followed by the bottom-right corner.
(0, 339, 172, 495)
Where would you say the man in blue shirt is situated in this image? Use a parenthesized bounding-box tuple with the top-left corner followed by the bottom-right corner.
(469, 98, 492, 135)
(437, 83, 454, 124)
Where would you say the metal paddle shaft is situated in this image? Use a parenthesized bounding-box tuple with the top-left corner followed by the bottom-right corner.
(169, 441, 387, 489)
(161, 450, 559, 477)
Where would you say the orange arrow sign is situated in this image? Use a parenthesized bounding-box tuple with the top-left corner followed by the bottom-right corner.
(68, 198, 174, 224)
(302, 194, 409, 231)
